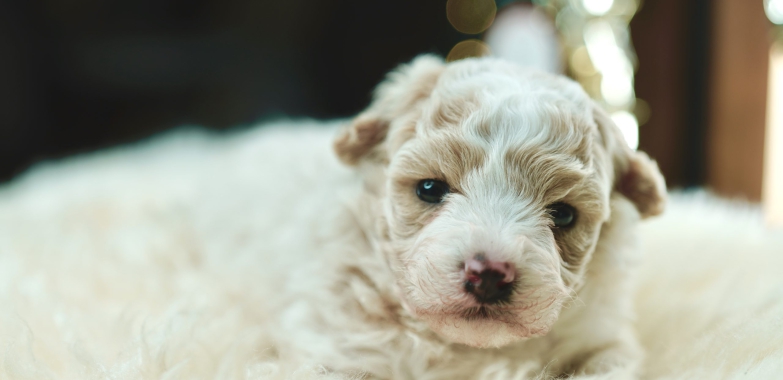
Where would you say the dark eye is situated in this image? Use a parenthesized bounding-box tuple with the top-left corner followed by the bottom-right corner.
(416, 179, 450, 204)
(547, 203, 576, 228)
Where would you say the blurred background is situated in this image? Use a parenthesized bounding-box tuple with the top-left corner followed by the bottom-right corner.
(0, 0, 781, 222)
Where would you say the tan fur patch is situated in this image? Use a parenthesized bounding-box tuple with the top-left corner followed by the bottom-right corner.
(503, 147, 588, 204)
(387, 134, 487, 240)
(618, 151, 666, 218)
(333, 117, 389, 166)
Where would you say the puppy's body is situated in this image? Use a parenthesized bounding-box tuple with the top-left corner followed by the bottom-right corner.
(3, 94, 783, 379)
(0, 126, 636, 379)
(0, 57, 666, 379)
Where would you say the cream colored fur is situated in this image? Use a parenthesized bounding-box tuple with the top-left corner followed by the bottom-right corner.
(1, 58, 782, 380)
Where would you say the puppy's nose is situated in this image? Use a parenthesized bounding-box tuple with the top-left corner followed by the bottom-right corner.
(464, 254, 515, 304)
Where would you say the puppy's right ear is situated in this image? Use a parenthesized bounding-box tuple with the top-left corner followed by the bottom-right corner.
(334, 55, 445, 166)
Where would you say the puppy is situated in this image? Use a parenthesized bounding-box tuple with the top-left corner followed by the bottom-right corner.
(0, 54, 665, 379)
(265, 55, 667, 379)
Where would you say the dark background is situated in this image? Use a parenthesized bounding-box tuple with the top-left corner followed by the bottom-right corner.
(0, 0, 714, 189)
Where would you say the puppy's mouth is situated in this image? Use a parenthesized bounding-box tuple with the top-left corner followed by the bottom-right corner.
(459, 304, 515, 321)
(411, 287, 520, 324)
(450, 284, 558, 325)
(406, 275, 563, 347)
(424, 296, 557, 348)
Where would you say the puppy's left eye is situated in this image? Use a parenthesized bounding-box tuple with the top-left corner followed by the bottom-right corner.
(416, 179, 450, 204)
(547, 203, 576, 228)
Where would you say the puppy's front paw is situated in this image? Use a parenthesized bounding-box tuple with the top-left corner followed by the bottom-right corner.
(572, 342, 642, 378)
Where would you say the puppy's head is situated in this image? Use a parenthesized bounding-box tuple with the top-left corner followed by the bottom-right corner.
(335, 56, 665, 348)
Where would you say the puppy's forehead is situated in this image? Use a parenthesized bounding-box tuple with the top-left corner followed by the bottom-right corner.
(391, 59, 604, 201)
(419, 59, 596, 159)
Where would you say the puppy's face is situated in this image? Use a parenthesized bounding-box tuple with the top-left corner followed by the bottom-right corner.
(335, 56, 665, 348)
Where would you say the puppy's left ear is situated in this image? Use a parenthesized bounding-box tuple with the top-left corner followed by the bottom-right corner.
(334, 55, 445, 165)
(594, 106, 666, 218)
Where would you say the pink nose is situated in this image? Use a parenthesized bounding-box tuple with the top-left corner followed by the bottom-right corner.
(464, 254, 516, 304)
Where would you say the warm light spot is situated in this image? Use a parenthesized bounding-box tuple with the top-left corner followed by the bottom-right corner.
(584, 21, 631, 75)
(570, 46, 596, 76)
(446, 39, 492, 62)
(447, 0, 497, 34)
(601, 72, 634, 106)
(766, 0, 783, 24)
(763, 43, 783, 226)
(633, 98, 651, 126)
(584, 20, 634, 106)
(611, 110, 639, 150)
(582, 0, 614, 16)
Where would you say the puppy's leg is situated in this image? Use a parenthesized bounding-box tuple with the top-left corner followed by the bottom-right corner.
(568, 329, 642, 377)
(548, 326, 642, 379)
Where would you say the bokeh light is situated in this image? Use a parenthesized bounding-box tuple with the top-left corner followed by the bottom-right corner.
(583, 20, 634, 106)
(611, 110, 639, 150)
(447, 0, 497, 34)
(446, 39, 492, 62)
(766, 0, 783, 25)
(583, 21, 632, 76)
(633, 98, 651, 125)
(538, 0, 642, 149)
(582, 0, 614, 16)
(601, 72, 634, 106)
(764, 44, 783, 224)
(569, 46, 597, 76)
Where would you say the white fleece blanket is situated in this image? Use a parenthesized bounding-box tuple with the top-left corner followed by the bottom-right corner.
(0, 125, 781, 380)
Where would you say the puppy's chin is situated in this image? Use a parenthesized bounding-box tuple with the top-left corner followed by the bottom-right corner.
(417, 311, 555, 349)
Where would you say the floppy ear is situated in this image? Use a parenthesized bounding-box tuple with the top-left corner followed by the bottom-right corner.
(593, 106, 666, 218)
(334, 55, 445, 166)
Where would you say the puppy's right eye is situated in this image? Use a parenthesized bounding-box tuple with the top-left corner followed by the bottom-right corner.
(416, 180, 450, 204)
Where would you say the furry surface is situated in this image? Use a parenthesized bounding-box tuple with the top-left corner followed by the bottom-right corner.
(1, 55, 782, 379)
(0, 122, 781, 379)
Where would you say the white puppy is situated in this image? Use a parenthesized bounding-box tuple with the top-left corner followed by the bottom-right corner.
(0, 55, 667, 379)
(281, 55, 665, 378)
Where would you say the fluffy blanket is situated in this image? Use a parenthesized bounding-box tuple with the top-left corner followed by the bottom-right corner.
(1, 124, 781, 379)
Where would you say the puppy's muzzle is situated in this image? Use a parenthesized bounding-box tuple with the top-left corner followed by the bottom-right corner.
(464, 254, 516, 304)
